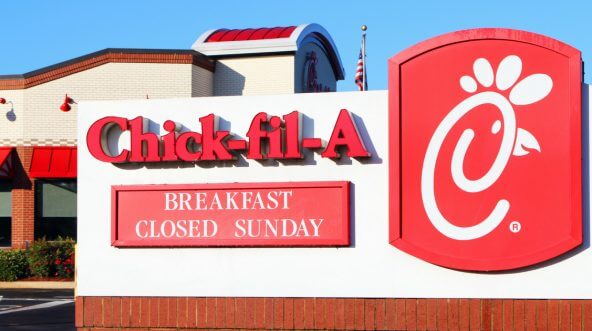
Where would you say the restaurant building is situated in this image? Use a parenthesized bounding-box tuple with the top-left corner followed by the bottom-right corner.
(0, 23, 344, 249)
(4, 23, 592, 331)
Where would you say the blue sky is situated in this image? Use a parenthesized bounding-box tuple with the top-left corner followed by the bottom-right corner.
(1, 1, 590, 91)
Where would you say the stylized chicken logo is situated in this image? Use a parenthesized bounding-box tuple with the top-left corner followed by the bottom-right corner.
(421, 55, 552, 240)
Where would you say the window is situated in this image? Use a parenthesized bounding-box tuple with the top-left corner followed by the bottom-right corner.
(0, 181, 11, 247)
(35, 180, 76, 240)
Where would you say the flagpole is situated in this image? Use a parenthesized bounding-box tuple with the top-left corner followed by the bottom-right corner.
(361, 25, 367, 91)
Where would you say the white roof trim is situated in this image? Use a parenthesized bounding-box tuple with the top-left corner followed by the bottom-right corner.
(191, 23, 345, 79)
(192, 37, 297, 56)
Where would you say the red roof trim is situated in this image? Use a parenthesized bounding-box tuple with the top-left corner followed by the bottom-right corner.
(206, 29, 229, 42)
(235, 28, 256, 41)
(264, 27, 286, 39)
(221, 29, 241, 41)
(29, 147, 77, 178)
(0, 147, 14, 179)
(249, 28, 270, 40)
(279, 26, 297, 38)
(205, 26, 297, 42)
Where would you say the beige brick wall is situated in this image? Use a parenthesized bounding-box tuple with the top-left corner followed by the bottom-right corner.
(214, 55, 294, 96)
(0, 63, 202, 146)
(192, 64, 214, 97)
(0, 56, 297, 146)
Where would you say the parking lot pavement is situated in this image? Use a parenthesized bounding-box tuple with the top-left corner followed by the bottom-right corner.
(0, 289, 75, 331)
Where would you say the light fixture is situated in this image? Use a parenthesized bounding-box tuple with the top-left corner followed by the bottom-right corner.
(60, 94, 76, 112)
(0, 98, 15, 121)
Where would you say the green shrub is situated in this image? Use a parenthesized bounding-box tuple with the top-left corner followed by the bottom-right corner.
(53, 238, 75, 278)
(27, 237, 75, 279)
(27, 238, 53, 277)
(0, 249, 29, 281)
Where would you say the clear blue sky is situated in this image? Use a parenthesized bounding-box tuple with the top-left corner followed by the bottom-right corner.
(1, 1, 590, 91)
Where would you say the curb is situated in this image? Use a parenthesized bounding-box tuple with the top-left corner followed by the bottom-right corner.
(0, 281, 74, 289)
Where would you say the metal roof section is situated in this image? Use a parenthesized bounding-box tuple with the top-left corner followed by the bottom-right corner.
(192, 23, 345, 80)
(206, 26, 297, 42)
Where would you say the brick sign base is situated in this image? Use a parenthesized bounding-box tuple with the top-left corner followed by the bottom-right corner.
(76, 296, 592, 330)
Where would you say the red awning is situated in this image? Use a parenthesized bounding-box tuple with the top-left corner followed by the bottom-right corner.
(0, 147, 14, 178)
(29, 147, 77, 178)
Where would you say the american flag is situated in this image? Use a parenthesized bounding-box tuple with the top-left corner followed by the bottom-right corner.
(354, 49, 365, 91)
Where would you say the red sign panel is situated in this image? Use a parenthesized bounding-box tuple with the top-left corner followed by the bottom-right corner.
(389, 28, 582, 271)
(112, 182, 349, 247)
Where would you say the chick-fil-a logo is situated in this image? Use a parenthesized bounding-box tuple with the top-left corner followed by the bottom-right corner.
(422, 55, 551, 241)
(86, 109, 370, 164)
(389, 28, 582, 271)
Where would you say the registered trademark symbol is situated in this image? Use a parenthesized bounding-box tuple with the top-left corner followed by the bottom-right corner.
(509, 221, 521, 233)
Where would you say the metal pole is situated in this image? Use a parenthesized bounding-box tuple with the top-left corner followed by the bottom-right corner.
(361, 25, 367, 91)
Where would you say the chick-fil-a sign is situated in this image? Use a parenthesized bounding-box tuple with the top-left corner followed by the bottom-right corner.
(86, 109, 369, 163)
(111, 182, 350, 247)
(389, 28, 582, 271)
